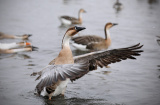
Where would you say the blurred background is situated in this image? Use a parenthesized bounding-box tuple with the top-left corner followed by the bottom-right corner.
(0, 0, 160, 105)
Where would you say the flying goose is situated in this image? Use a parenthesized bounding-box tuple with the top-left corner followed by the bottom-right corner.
(59, 9, 86, 25)
(0, 46, 38, 54)
(31, 26, 143, 100)
(71, 22, 118, 51)
(0, 42, 31, 50)
(0, 32, 32, 40)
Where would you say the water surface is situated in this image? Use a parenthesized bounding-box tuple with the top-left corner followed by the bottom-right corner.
(0, 0, 160, 105)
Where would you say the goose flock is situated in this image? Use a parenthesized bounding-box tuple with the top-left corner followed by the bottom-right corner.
(0, 32, 38, 54)
(0, 0, 144, 101)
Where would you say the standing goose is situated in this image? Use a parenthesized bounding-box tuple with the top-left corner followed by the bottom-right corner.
(0, 42, 31, 50)
(0, 32, 32, 40)
(31, 26, 143, 100)
(71, 22, 118, 51)
(59, 9, 86, 25)
(0, 46, 38, 54)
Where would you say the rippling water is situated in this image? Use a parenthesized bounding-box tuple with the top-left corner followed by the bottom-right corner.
(0, 0, 160, 105)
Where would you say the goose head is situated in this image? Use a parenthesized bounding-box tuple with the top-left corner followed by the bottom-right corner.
(62, 26, 86, 47)
(18, 42, 31, 46)
(105, 22, 118, 30)
(25, 46, 39, 51)
(22, 34, 32, 40)
(79, 9, 86, 13)
(65, 26, 86, 37)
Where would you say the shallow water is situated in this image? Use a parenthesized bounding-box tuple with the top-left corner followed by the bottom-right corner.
(0, 0, 160, 105)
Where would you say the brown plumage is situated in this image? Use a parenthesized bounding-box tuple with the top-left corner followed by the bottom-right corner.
(70, 43, 143, 81)
(31, 26, 87, 100)
(0, 32, 32, 40)
(59, 9, 86, 25)
(71, 22, 118, 51)
(31, 27, 143, 99)
(0, 46, 38, 54)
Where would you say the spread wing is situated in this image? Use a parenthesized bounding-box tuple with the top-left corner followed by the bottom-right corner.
(71, 35, 105, 45)
(74, 43, 143, 71)
(60, 16, 78, 21)
(34, 63, 89, 94)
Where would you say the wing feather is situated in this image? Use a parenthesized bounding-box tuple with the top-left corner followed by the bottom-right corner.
(34, 63, 89, 95)
(71, 35, 105, 45)
(60, 16, 78, 21)
(74, 43, 143, 71)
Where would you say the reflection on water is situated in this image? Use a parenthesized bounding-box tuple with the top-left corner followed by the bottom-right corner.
(18, 54, 31, 59)
(157, 36, 160, 46)
(157, 65, 160, 79)
(43, 96, 110, 105)
(102, 71, 112, 75)
(148, 0, 158, 4)
(26, 64, 36, 66)
(0, 53, 31, 59)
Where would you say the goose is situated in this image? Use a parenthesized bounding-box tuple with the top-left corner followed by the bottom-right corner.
(0, 32, 32, 40)
(113, 0, 123, 11)
(0, 42, 31, 50)
(0, 46, 38, 54)
(71, 22, 118, 51)
(31, 26, 143, 100)
(59, 9, 86, 25)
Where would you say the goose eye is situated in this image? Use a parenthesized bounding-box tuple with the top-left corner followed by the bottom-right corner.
(75, 26, 77, 30)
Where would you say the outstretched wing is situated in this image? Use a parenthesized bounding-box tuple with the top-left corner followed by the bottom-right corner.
(35, 63, 89, 94)
(74, 43, 143, 71)
(71, 35, 105, 45)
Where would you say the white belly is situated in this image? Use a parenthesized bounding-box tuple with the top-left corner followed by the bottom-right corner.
(0, 43, 18, 49)
(40, 79, 70, 97)
(70, 40, 89, 51)
(60, 18, 72, 25)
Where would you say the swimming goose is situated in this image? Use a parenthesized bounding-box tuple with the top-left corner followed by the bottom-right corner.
(0, 46, 38, 54)
(0, 32, 32, 40)
(59, 9, 86, 25)
(31, 26, 143, 100)
(0, 42, 31, 50)
(71, 22, 118, 51)
(113, 0, 123, 11)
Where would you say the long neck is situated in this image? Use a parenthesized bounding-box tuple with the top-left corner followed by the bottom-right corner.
(104, 28, 111, 40)
(62, 34, 71, 48)
(61, 34, 72, 57)
(0, 43, 19, 49)
(78, 11, 82, 23)
(12, 48, 27, 53)
(14, 35, 23, 39)
(3, 34, 15, 39)
(57, 34, 73, 64)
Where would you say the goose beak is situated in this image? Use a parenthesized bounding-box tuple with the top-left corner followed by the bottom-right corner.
(112, 23, 118, 26)
(75, 26, 86, 32)
(26, 42, 31, 46)
(32, 46, 39, 51)
(27, 34, 32, 37)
